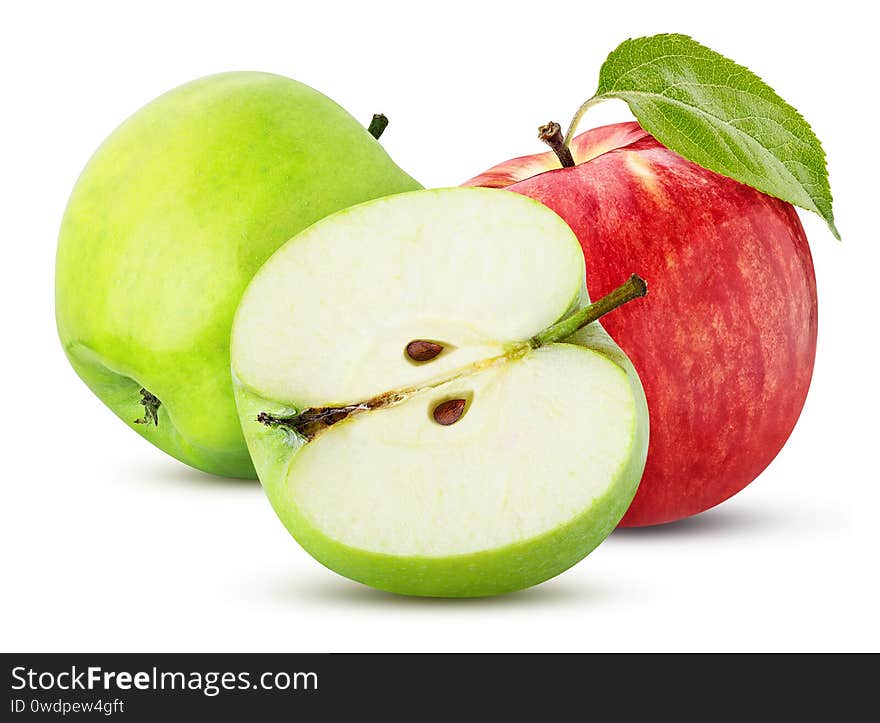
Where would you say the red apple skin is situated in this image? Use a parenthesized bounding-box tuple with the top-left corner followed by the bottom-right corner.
(465, 122, 817, 526)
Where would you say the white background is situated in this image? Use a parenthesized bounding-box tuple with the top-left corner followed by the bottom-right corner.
(2, 1, 877, 652)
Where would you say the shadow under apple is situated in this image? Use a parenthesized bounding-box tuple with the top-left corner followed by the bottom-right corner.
(263, 570, 618, 610)
(611, 501, 816, 540)
(120, 455, 259, 490)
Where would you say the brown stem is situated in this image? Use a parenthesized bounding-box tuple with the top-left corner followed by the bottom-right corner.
(538, 121, 575, 168)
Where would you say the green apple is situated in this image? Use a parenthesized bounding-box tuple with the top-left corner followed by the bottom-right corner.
(231, 188, 649, 596)
(55, 72, 420, 478)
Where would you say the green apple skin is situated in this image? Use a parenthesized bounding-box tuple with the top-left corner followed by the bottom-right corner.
(56, 72, 421, 478)
(235, 326, 647, 597)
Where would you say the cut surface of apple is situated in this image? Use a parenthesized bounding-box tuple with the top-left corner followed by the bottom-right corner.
(231, 188, 648, 596)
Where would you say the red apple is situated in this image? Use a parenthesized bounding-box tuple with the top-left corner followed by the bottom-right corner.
(465, 122, 817, 526)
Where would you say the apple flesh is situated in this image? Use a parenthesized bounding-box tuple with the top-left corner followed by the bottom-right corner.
(231, 188, 648, 596)
(56, 72, 420, 478)
(465, 122, 817, 526)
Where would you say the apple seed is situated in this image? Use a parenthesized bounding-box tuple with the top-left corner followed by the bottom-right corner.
(406, 339, 444, 362)
(433, 398, 467, 426)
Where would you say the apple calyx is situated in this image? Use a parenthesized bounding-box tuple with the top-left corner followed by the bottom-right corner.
(134, 388, 161, 426)
(257, 401, 383, 439)
(257, 274, 647, 440)
(538, 121, 575, 168)
(367, 113, 389, 140)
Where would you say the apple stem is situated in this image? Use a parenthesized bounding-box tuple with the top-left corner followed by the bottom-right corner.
(368, 113, 389, 140)
(134, 388, 161, 426)
(538, 121, 575, 168)
(531, 274, 648, 348)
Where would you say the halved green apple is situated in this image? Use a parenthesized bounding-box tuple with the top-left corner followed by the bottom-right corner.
(231, 188, 648, 597)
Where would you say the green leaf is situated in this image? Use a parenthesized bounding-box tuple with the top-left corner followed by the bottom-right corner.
(568, 34, 838, 238)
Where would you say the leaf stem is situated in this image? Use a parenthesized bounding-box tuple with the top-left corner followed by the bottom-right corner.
(531, 275, 647, 348)
(563, 96, 605, 148)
